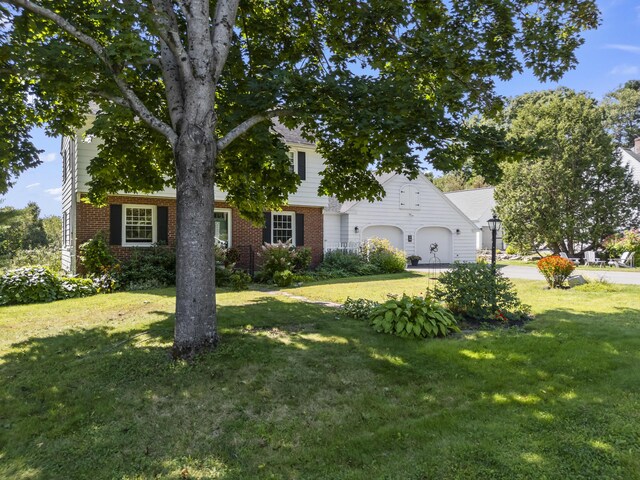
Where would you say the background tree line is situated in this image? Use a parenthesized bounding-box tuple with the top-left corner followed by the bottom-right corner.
(0, 202, 62, 270)
(431, 81, 640, 256)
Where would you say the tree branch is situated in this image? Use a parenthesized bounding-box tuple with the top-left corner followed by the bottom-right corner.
(211, 0, 240, 82)
(159, 39, 185, 131)
(217, 109, 295, 152)
(149, 0, 193, 83)
(8, 0, 178, 146)
(90, 91, 129, 108)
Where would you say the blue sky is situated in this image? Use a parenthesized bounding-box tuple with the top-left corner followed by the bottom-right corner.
(2, 0, 640, 217)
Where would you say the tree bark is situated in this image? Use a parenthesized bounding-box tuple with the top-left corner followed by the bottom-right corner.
(172, 105, 218, 360)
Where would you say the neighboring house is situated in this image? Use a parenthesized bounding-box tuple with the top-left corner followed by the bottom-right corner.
(62, 120, 479, 272)
(445, 187, 504, 250)
(324, 173, 479, 264)
(619, 138, 640, 186)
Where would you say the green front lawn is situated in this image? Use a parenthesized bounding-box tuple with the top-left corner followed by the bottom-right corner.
(1, 277, 640, 479)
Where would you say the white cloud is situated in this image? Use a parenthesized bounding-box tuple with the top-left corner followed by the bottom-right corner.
(45, 187, 63, 197)
(609, 64, 640, 75)
(26, 183, 40, 189)
(39, 152, 57, 163)
(605, 44, 640, 54)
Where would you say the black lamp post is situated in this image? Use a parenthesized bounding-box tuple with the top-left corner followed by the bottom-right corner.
(488, 214, 502, 268)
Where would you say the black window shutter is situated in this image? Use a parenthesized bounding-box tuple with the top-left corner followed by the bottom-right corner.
(157, 206, 169, 245)
(110, 204, 122, 245)
(297, 151, 306, 180)
(262, 212, 272, 244)
(295, 213, 304, 246)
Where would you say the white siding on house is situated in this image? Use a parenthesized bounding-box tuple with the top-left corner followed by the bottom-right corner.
(340, 175, 478, 263)
(74, 127, 328, 207)
(620, 148, 640, 185)
(60, 135, 75, 272)
(323, 212, 341, 250)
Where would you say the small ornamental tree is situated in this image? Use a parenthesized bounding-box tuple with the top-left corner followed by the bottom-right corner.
(537, 256, 575, 288)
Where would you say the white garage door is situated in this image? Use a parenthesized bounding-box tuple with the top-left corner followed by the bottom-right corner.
(417, 227, 452, 264)
(362, 225, 404, 251)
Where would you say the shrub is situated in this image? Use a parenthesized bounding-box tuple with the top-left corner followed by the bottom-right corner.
(215, 245, 241, 268)
(319, 250, 370, 276)
(260, 242, 295, 279)
(505, 245, 518, 255)
(537, 255, 576, 288)
(59, 277, 97, 299)
(230, 271, 252, 291)
(225, 247, 241, 266)
(258, 242, 313, 282)
(0, 267, 102, 305)
(603, 229, 640, 259)
(434, 263, 530, 322)
(0, 266, 61, 305)
(364, 238, 406, 273)
(215, 264, 234, 287)
(292, 247, 312, 272)
(342, 297, 379, 321)
(119, 246, 176, 289)
(92, 271, 120, 293)
(273, 269, 294, 287)
(291, 273, 315, 284)
(369, 294, 459, 338)
(79, 232, 117, 275)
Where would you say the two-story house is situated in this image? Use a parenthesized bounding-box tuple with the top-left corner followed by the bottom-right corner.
(61, 120, 478, 273)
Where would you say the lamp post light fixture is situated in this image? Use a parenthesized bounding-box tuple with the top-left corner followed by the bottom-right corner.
(488, 214, 502, 268)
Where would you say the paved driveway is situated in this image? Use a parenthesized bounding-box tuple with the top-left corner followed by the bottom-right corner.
(500, 265, 640, 285)
(408, 264, 640, 285)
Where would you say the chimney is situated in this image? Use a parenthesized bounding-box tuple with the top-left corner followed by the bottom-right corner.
(635, 137, 640, 155)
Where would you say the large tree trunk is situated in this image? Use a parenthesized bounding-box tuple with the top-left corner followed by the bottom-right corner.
(172, 116, 218, 360)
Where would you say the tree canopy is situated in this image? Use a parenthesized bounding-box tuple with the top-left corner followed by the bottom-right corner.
(602, 80, 640, 149)
(494, 88, 640, 255)
(0, 0, 600, 357)
(432, 171, 489, 193)
(2, 1, 600, 210)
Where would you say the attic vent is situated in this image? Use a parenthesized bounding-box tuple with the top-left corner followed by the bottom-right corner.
(400, 185, 420, 210)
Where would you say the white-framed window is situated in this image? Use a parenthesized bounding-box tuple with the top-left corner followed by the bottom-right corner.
(122, 205, 156, 246)
(287, 151, 296, 173)
(62, 149, 67, 182)
(62, 210, 68, 247)
(214, 209, 232, 248)
(272, 212, 295, 244)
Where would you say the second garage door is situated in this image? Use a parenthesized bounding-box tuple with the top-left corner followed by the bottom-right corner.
(362, 225, 404, 251)
(416, 227, 452, 264)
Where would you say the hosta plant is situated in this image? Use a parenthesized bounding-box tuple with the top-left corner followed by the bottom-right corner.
(369, 294, 459, 338)
(342, 297, 380, 321)
(537, 255, 576, 288)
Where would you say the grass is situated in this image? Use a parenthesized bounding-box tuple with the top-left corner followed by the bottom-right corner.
(1, 277, 640, 479)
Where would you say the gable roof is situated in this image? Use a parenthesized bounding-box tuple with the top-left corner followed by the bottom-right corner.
(621, 147, 640, 163)
(338, 172, 396, 213)
(339, 172, 479, 231)
(444, 187, 496, 227)
(271, 120, 315, 146)
(620, 147, 640, 185)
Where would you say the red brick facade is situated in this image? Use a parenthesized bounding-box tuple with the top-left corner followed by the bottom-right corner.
(76, 194, 324, 269)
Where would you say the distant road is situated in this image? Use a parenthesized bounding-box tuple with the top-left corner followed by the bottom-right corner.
(500, 265, 640, 285)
